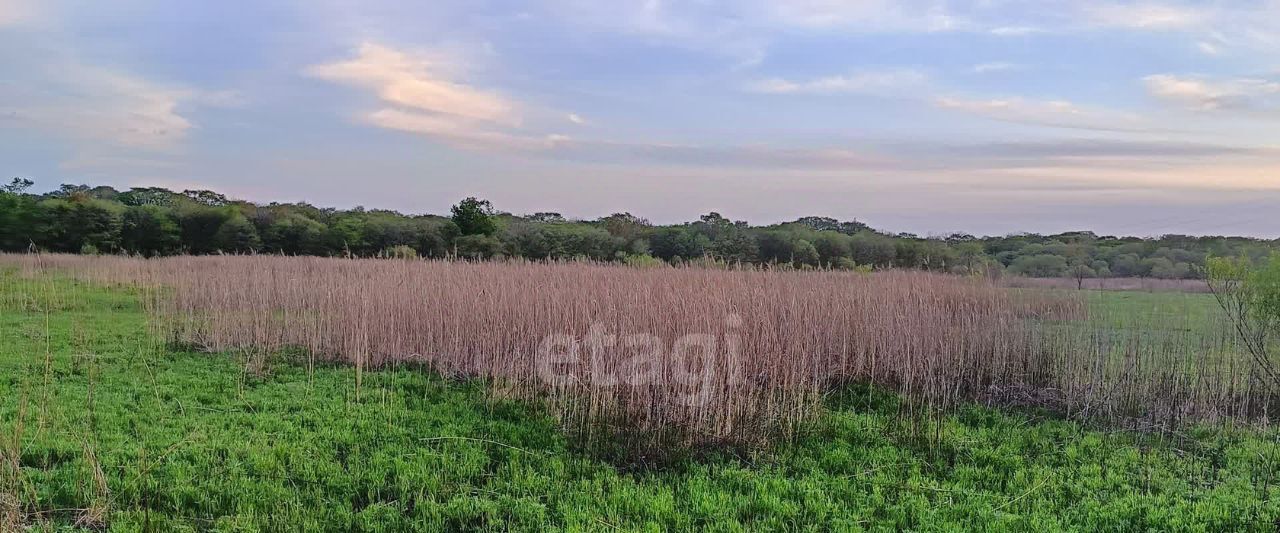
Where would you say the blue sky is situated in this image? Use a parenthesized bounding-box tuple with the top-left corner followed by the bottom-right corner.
(2, 0, 1278, 237)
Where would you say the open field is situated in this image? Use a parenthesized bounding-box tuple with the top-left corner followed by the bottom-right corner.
(4, 270, 1280, 530)
(1003, 277, 1213, 293)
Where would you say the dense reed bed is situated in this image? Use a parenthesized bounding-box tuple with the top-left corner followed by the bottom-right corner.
(4, 253, 1274, 457)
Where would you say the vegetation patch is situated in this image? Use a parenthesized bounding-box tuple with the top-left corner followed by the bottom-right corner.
(4, 271, 1280, 530)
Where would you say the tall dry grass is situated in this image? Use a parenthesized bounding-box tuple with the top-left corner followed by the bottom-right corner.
(5, 253, 1274, 457)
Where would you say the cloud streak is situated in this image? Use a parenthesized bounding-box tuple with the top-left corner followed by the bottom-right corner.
(744, 69, 927, 95)
(971, 62, 1019, 74)
(1083, 3, 1209, 30)
(0, 63, 206, 150)
(1144, 74, 1280, 112)
(306, 42, 570, 151)
(306, 43, 517, 125)
(933, 96, 1151, 132)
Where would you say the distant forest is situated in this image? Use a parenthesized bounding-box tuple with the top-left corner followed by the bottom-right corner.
(2, 178, 1276, 280)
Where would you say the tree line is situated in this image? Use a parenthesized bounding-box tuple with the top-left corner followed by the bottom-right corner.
(2, 179, 1276, 279)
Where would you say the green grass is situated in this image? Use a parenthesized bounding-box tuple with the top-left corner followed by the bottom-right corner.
(4, 274, 1280, 531)
(1084, 290, 1225, 335)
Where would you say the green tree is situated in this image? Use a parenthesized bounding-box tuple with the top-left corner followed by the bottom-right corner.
(1066, 244, 1095, 289)
(2, 177, 34, 194)
(451, 197, 497, 236)
(212, 214, 262, 253)
(1009, 254, 1069, 278)
(755, 231, 796, 265)
(122, 205, 182, 256)
(1207, 254, 1280, 388)
(792, 239, 820, 267)
(176, 205, 233, 254)
(33, 198, 123, 253)
(850, 232, 896, 267)
(649, 227, 710, 262)
(455, 234, 504, 259)
(263, 213, 327, 255)
(812, 232, 852, 267)
(0, 180, 37, 251)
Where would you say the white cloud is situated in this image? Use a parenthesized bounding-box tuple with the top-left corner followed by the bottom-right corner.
(539, 0, 980, 65)
(307, 42, 517, 125)
(1, 64, 201, 150)
(307, 42, 588, 152)
(745, 69, 926, 95)
(364, 108, 568, 151)
(934, 96, 1148, 132)
(989, 26, 1044, 36)
(1084, 3, 1209, 30)
(1144, 74, 1280, 111)
(972, 62, 1019, 74)
(764, 0, 966, 32)
(567, 113, 585, 124)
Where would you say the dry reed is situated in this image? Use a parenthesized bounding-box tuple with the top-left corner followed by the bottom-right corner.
(5, 253, 1274, 457)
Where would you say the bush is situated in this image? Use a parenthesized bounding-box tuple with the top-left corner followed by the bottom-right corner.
(382, 245, 418, 260)
(622, 253, 665, 268)
(454, 234, 504, 259)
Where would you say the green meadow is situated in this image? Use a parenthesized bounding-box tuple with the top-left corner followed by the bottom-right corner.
(4, 273, 1280, 531)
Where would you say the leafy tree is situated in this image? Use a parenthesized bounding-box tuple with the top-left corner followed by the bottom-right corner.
(1144, 257, 1191, 279)
(2, 178, 34, 194)
(414, 219, 457, 258)
(791, 239, 819, 267)
(755, 231, 796, 265)
(850, 232, 896, 267)
(6, 180, 1280, 275)
(954, 242, 986, 274)
(813, 232, 852, 267)
(1009, 254, 1069, 278)
(49, 183, 91, 199)
(1066, 244, 1095, 289)
(32, 198, 123, 253)
(501, 222, 554, 258)
(263, 213, 327, 255)
(122, 205, 182, 256)
(454, 234, 504, 259)
(212, 214, 262, 253)
(183, 189, 230, 207)
(0, 181, 37, 250)
(1207, 254, 1280, 388)
(1091, 260, 1112, 279)
(649, 227, 710, 262)
(710, 227, 758, 264)
(118, 187, 181, 207)
(1110, 253, 1144, 277)
(451, 197, 497, 236)
(1069, 262, 1097, 289)
(176, 205, 233, 254)
(598, 213, 651, 245)
(794, 216, 841, 232)
(528, 212, 565, 223)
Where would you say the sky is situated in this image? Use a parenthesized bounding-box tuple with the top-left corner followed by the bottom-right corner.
(1, 0, 1278, 238)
